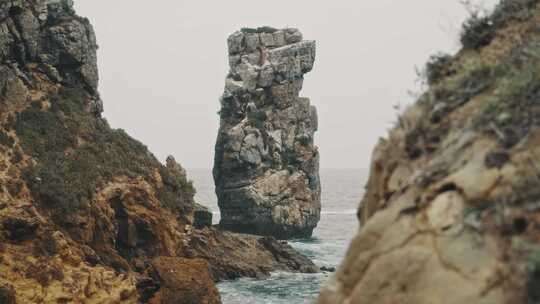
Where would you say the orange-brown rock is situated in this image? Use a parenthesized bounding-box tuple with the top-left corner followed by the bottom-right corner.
(144, 257, 220, 304)
(0, 0, 317, 303)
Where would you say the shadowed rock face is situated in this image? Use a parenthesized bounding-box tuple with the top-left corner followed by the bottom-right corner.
(214, 27, 321, 239)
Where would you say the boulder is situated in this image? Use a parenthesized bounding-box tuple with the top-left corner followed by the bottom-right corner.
(145, 257, 221, 304)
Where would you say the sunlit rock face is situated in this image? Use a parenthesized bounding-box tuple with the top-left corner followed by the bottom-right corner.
(318, 2, 540, 303)
(213, 27, 321, 239)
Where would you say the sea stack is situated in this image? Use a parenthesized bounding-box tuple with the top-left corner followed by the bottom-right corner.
(213, 27, 321, 239)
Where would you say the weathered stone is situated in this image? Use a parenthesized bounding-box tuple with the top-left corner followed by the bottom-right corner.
(188, 229, 318, 280)
(0, 0, 98, 96)
(227, 31, 244, 55)
(245, 33, 261, 52)
(273, 30, 287, 47)
(258, 63, 274, 87)
(193, 204, 213, 229)
(0, 4, 317, 303)
(317, 5, 540, 303)
(284, 28, 303, 44)
(145, 257, 221, 304)
(236, 61, 259, 92)
(214, 28, 320, 239)
(14, 9, 40, 60)
(260, 32, 276, 47)
(45, 18, 99, 91)
(320, 266, 336, 273)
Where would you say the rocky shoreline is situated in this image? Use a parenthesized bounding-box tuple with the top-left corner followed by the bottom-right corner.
(6, 0, 539, 303)
(0, 1, 318, 303)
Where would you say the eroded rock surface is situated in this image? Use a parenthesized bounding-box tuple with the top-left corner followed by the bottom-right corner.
(318, 2, 540, 303)
(143, 257, 220, 304)
(0, 2, 317, 303)
(214, 27, 321, 239)
(187, 229, 318, 281)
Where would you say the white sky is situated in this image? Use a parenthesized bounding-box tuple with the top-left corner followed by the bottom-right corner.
(74, 0, 498, 169)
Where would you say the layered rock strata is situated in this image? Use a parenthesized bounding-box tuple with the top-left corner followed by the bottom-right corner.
(318, 1, 540, 303)
(214, 27, 321, 239)
(0, 1, 317, 303)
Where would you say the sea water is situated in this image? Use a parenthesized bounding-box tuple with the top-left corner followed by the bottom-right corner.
(189, 169, 367, 304)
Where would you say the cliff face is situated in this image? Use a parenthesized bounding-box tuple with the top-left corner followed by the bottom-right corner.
(213, 27, 321, 239)
(318, 1, 540, 303)
(0, 1, 316, 303)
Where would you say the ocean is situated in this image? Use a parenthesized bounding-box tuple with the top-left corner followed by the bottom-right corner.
(189, 169, 367, 304)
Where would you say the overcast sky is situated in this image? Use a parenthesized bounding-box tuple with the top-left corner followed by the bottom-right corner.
(74, 0, 498, 169)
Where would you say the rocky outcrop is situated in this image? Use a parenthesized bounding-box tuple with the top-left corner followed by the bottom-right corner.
(318, 1, 540, 303)
(213, 27, 321, 239)
(187, 229, 318, 281)
(0, 1, 317, 302)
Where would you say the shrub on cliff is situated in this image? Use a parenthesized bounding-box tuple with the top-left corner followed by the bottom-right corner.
(10, 86, 195, 215)
(460, 0, 538, 49)
(460, 14, 496, 49)
(474, 62, 540, 147)
(425, 53, 454, 85)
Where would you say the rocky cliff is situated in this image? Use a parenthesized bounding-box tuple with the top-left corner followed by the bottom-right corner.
(0, 1, 317, 303)
(213, 27, 321, 239)
(318, 1, 540, 303)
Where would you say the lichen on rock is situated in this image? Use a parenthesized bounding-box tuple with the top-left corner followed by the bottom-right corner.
(214, 27, 321, 239)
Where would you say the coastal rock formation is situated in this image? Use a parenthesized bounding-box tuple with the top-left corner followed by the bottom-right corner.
(0, 1, 317, 302)
(319, 1, 540, 303)
(214, 27, 321, 239)
(187, 229, 318, 281)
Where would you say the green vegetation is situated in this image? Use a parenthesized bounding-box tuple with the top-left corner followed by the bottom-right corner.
(425, 53, 454, 85)
(14, 100, 77, 159)
(241, 26, 278, 34)
(492, 0, 538, 25)
(431, 61, 495, 114)
(461, 0, 539, 49)
(473, 48, 540, 147)
(9, 86, 194, 215)
(461, 14, 495, 50)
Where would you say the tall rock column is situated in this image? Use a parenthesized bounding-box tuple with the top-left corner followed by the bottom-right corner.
(213, 27, 320, 239)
